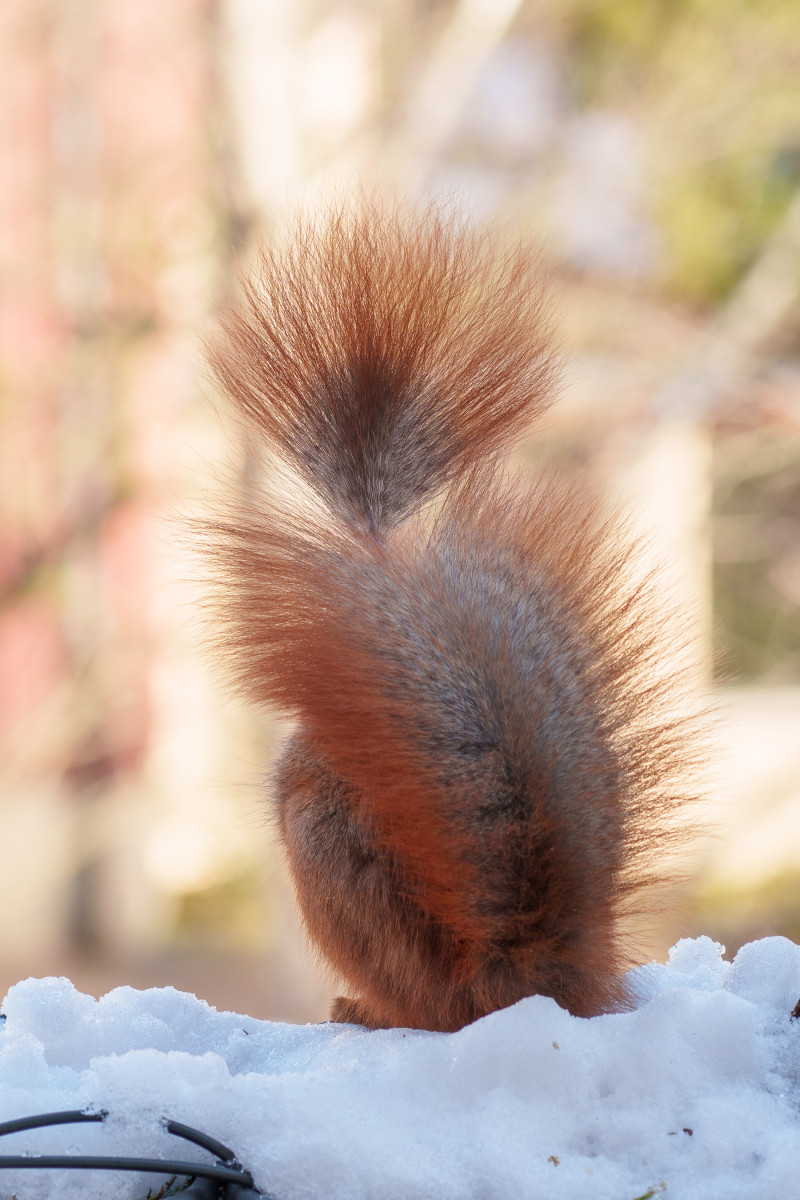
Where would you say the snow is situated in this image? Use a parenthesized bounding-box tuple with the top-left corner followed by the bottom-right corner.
(1, 936, 800, 1199)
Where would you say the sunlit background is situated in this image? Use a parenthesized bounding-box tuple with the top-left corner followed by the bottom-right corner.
(1, 0, 799, 1021)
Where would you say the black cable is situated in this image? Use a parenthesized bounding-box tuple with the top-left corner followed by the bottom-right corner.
(0, 1155, 253, 1187)
(165, 1119, 238, 1165)
(0, 1110, 262, 1195)
(0, 1110, 106, 1137)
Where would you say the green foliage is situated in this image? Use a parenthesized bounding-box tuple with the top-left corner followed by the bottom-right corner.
(693, 867, 800, 953)
(713, 431, 800, 682)
(569, 0, 694, 103)
(660, 152, 800, 302)
(175, 868, 272, 952)
(564, 0, 800, 302)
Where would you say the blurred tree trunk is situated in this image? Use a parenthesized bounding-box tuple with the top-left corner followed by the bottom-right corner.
(0, 0, 218, 961)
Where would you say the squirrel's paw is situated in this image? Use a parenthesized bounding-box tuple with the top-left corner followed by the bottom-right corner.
(330, 995, 389, 1029)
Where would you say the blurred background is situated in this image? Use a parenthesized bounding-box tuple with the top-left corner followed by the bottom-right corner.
(1, 0, 799, 1022)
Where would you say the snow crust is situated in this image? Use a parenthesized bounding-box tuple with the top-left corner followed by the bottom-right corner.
(1, 936, 800, 1199)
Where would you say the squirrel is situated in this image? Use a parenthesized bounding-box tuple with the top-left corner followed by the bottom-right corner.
(204, 202, 702, 1033)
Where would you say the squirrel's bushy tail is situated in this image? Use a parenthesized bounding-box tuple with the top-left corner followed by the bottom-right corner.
(203, 202, 702, 1030)
(207, 202, 558, 531)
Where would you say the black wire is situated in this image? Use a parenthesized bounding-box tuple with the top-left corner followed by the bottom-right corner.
(0, 1155, 253, 1186)
(0, 1110, 107, 1137)
(0, 1109, 262, 1195)
(165, 1119, 238, 1165)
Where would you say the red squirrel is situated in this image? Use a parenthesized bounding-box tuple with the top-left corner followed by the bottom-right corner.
(204, 203, 702, 1032)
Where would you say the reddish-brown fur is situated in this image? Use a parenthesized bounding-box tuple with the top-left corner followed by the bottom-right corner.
(203, 203, 702, 1032)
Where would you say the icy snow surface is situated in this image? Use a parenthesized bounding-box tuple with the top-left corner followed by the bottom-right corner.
(1, 936, 800, 1199)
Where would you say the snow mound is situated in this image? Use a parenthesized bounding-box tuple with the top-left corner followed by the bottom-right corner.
(1, 936, 800, 1199)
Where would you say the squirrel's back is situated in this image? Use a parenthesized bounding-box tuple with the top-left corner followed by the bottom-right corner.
(205, 203, 702, 1031)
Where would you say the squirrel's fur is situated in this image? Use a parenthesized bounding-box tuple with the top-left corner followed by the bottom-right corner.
(204, 203, 702, 1032)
